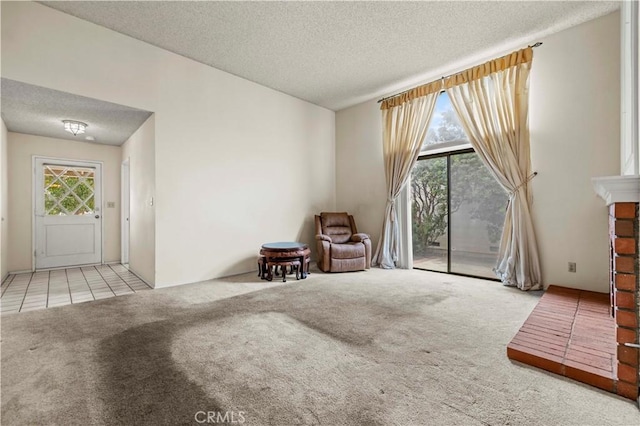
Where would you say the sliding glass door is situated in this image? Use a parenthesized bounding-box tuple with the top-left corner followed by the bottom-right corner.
(449, 152, 507, 278)
(411, 156, 448, 272)
(410, 91, 507, 280)
(411, 150, 508, 279)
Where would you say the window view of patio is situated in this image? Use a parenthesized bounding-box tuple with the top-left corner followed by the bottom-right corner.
(411, 93, 508, 279)
(411, 156, 448, 272)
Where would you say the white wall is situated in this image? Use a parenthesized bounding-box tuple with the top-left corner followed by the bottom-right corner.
(122, 115, 155, 286)
(1, 2, 335, 286)
(1, 120, 8, 281)
(7, 133, 122, 272)
(529, 11, 620, 292)
(335, 12, 621, 292)
(335, 100, 387, 251)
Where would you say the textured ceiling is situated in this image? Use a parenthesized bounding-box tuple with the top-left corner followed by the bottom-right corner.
(1, 79, 153, 146)
(39, 1, 619, 110)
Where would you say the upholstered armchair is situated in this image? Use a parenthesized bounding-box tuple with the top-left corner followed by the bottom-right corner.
(314, 212, 371, 272)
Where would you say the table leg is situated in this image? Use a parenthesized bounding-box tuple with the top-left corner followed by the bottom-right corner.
(259, 256, 268, 280)
(266, 262, 273, 281)
(300, 255, 308, 279)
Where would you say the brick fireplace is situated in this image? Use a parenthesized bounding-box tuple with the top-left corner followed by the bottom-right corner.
(594, 175, 640, 401)
(506, 181, 639, 401)
(508, 177, 640, 402)
(609, 202, 639, 399)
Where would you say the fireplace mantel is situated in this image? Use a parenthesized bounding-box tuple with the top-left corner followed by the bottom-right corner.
(592, 175, 640, 206)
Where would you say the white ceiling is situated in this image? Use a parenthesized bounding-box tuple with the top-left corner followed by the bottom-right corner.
(39, 1, 619, 111)
(1, 79, 153, 146)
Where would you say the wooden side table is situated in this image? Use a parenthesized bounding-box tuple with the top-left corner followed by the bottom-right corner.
(260, 242, 311, 282)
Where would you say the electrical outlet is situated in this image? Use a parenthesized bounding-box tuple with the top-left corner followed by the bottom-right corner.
(568, 262, 576, 273)
(107, 201, 115, 208)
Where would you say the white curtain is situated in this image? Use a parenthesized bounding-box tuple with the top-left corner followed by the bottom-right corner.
(373, 81, 442, 269)
(445, 47, 542, 290)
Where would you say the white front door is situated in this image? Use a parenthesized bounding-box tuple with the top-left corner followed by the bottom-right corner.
(34, 158, 102, 269)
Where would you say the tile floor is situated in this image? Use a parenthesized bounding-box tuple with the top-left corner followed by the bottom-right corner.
(0, 264, 151, 315)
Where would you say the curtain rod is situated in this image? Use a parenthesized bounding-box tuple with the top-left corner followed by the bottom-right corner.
(377, 42, 543, 104)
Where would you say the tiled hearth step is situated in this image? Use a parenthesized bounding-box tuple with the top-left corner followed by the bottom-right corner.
(507, 286, 618, 393)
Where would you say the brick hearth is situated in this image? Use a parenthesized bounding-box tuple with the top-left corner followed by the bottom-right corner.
(509, 201, 639, 401)
(507, 286, 617, 393)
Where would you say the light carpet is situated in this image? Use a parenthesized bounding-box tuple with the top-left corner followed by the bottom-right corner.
(1, 267, 638, 425)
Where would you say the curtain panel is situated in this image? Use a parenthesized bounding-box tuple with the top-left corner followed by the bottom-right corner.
(373, 81, 442, 269)
(444, 47, 542, 290)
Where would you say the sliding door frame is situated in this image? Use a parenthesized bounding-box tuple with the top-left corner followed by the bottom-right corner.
(412, 148, 500, 282)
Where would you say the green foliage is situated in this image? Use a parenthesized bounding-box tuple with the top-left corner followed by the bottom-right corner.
(411, 157, 454, 255)
(44, 170, 95, 215)
(60, 194, 80, 213)
(451, 153, 507, 245)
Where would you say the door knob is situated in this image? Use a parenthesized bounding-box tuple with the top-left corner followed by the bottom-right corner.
(95, 215, 100, 219)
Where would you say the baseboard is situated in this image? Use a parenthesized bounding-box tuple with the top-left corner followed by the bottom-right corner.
(7, 269, 33, 275)
(123, 265, 155, 289)
(152, 267, 257, 289)
(10, 261, 121, 275)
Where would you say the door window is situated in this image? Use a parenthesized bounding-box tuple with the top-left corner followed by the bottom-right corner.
(43, 165, 95, 216)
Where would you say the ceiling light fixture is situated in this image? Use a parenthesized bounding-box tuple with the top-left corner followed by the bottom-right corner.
(62, 120, 87, 136)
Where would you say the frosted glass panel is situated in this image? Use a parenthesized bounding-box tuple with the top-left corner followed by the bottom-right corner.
(450, 152, 507, 278)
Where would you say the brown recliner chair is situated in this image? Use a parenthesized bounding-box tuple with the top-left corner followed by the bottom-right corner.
(315, 212, 371, 272)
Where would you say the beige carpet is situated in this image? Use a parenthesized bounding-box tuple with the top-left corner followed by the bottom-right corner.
(1, 267, 638, 425)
